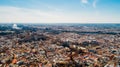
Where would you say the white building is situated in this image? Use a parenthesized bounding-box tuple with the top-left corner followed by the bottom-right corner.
(12, 24, 21, 29)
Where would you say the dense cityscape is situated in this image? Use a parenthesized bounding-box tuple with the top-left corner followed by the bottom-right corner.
(0, 23, 120, 67)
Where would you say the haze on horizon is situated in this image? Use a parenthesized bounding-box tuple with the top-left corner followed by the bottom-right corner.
(0, 0, 120, 23)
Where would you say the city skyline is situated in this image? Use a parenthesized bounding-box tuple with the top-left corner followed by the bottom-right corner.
(0, 0, 120, 23)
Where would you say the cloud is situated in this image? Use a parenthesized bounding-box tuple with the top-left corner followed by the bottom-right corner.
(92, 0, 98, 8)
(81, 0, 98, 8)
(0, 6, 77, 23)
(0, 6, 119, 23)
(81, 0, 88, 4)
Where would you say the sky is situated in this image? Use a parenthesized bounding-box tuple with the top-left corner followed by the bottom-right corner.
(0, 0, 120, 23)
